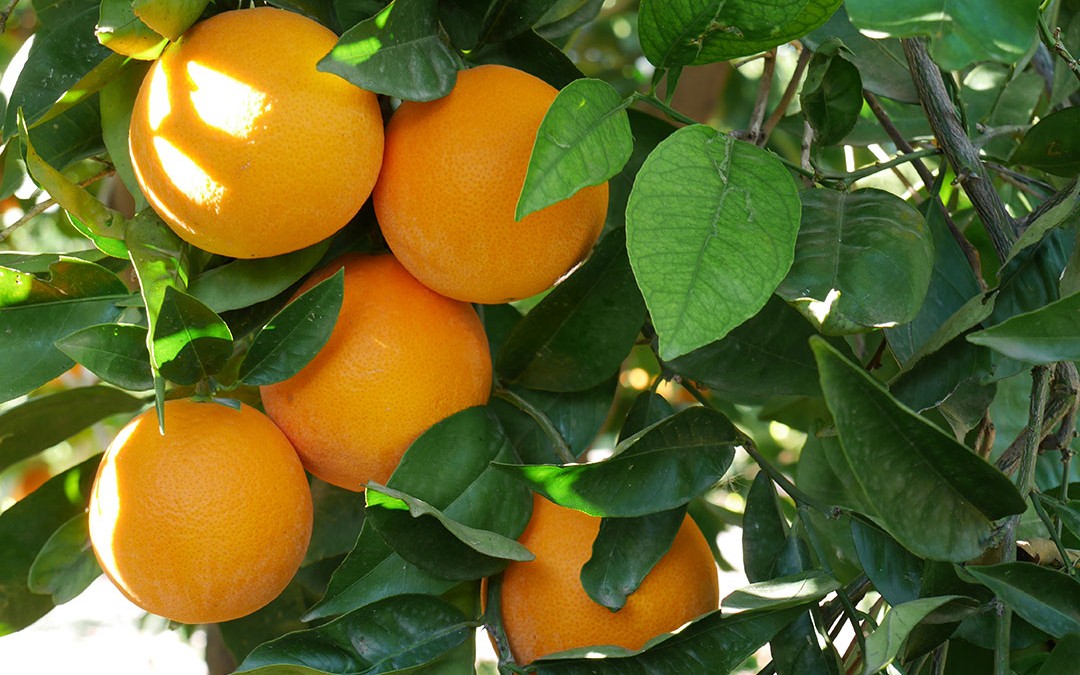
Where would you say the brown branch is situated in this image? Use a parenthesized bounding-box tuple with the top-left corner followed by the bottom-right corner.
(0, 0, 18, 35)
(734, 49, 776, 145)
(902, 38, 1017, 263)
(996, 363, 1079, 477)
(0, 168, 117, 242)
(759, 46, 812, 146)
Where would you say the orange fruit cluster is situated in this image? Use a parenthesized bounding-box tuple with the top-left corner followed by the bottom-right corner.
(90, 3, 715, 660)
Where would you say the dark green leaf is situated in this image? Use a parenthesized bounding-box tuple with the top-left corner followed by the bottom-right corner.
(812, 337, 1025, 561)
(319, 0, 461, 102)
(968, 290, 1080, 364)
(236, 269, 343, 387)
(991, 229, 1072, 326)
(55, 324, 154, 392)
(497, 406, 738, 517)
(777, 188, 933, 334)
(305, 479, 366, 565)
(0, 455, 99, 635)
(496, 229, 644, 391)
(477, 0, 555, 44)
(237, 594, 472, 674)
(1038, 496, 1080, 544)
(845, 0, 1039, 71)
(27, 513, 101, 604)
(1011, 106, 1080, 177)
(666, 295, 826, 403)
(364, 482, 533, 580)
(24, 98, 107, 188)
(742, 472, 789, 584)
(626, 125, 801, 360)
(850, 519, 923, 606)
(516, 78, 630, 220)
(1004, 180, 1080, 265)
(638, 0, 722, 68)
(467, 30, 583, 89)
(153, 286, 233, 385)
(722, 571, 840, 614)
(967, 562, 1080, 639)
(889, 336, 991, 415)
(693, 0, 842, 64)
(219, 577, 314, 665)
(580, 507, 686, 611)
(801, 39, 863, 146)
(0, 385, 142, 473)
(617, 391, 674, 442)
(1037, 632, 1080, 675)
(535, 0, 604, 39)
(862, 596, 970, 675)
(607, 110, 676, 229)
(189, 242, 330, 314)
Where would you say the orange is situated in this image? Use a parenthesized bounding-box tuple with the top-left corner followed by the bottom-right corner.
(499, 494, 719, 664)
(87, 399, 312, 624)
(373, 64, 608, 304)
(129, 7, 384, 258)
(260, 253, 492, 490)
(11, 462, 50, 501)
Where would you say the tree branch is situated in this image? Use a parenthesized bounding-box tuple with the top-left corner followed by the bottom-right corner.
(759, 46, 812, 146)
(902, 38, 1017, 262)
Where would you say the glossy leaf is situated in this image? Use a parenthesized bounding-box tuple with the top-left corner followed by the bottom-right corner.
(1011, 107, 1080, 177)
(55, 324, 154, 392)
(132, 0, 208, 41)
(637, 0, 721, 68)
(777, 188, 933, 335)
(845, 0, 1039, 71)
(617, 390, 674, 442)
(0, 456, 99, 635)
(742, 472, 789, 584)
(862, 596, 969, 675)
(467, 29, 583, 89)
(99, 62, 150, 212)
(967, 562, 1080, 638)
(692, 0, 842, 64)
(517, 78, 630, 219)
(319, 0, 461, 102)
(237, 594, 471, 674)
(189, 242, 330, 314)
(364, 482, 533, 580)
(992, 230, 1072, 326)
(305, 480, 366, 565)
(721, 571, 840, 614)
(801, 39, 863, 146)
(626, 125, 801, 360)
(0, 386, 142, 473)
(236, 269, 344, 387)
(27, 513, 100, 604)
(850, 519, 923, 606)
(535, 0, 605, 38)
(1037, 632, 1080, 675)
(497, 406, 738, 517)
(96, 0, 168, 59)
(496, 229, 645, 391)
(152, 286, 233, 386)
(968, 290, 1080, 364)
(580, 507, 686, 611)
(812, 338, 1025, 561)
(1004, 180, 1080, 266)
(666, 295, 827, 403)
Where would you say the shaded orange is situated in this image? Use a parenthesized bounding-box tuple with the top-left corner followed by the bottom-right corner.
(11, 463, 50, 501)
(260, 253, 492, 490)
(129, 7, 383, 258)
(499, 494, 719, 664)
(373, 64, 608, 304)
(88, 399, 312, 624)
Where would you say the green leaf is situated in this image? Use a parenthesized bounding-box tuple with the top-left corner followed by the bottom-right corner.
(861, 596, 970, 675)
(692, 0, 843, 64)
(626, 125, 801, 360)
(721, 570, 840, 614)
(617, 390, 674, 442)
(777, 188, 934, 335)
(319, 0, 461, 102)
(1037, 632, 1080, 675)
(516, 78, 630, 220)
(1011, 103, 1080, 177)
(305, 479, 366, 565)
(496, 229, 644, 391)
(0, 456, 99, 635)
(100, 62, 151, 212)
(967, 290, 1080, 364)
(801, 40, 863, 146)
(475, 0, 555, 44)
(845, 0, 1039, 71)
(530, 606, 807, 673)
(55, 324, 154, 391)
(850, 519, 923, 606)
(637, 0, 721, 68)
(967, 562, 1080, 639)
(236, 594, 472, 674)
(666, 295, 827, 404)
(27, 513, 101, 604)
(535, 0, 604, 39)
(96, 0, 168, 59)
(742, 472, 790, 584)
(0, 385, 142, 474)
(467, 30, 583, 90)
(364, 482, 534, 580)
(132, 0, 209, 41)
(189, 242, 330, 314)
(152, 286, 233, 385)
(811, 338, 1026, 561)
(607, 110, 677, 229)
(1004, 180, 1080, 265)
(2, 1, 113, 138)
(236, 269, 344, 387)
(580, 507, 686, 611)
(497, 406, 738, 517)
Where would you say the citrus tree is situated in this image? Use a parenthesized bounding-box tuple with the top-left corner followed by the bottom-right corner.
(1, 0, 1080, 674)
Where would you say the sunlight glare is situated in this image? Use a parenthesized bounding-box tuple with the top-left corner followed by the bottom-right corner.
(186, 61, 269, 139)
(151, 137, 225, 212)
(147, 64, 172, 132)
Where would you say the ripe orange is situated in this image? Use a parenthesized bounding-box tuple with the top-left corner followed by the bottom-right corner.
(11, 462, 51, 501)
(260, 253, 492, 491)
(129, 7, 384, 258)
(88, 399, 312, 624)
(373, 64, 609, 304)
(499, 494, 719, 664)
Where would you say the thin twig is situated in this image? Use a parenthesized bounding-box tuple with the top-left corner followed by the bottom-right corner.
(902, 38, 1017, 262)
(759, 46, 813, 146)
(864, 90, 984, 286)
(996, 363, 1078, 476)
(0, 0, 18, 35)
(493, 387, 576, 464)
(1039, 15, 1080, 85)
(0, 167, 116, 242)
(739, 49, 776, 144)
